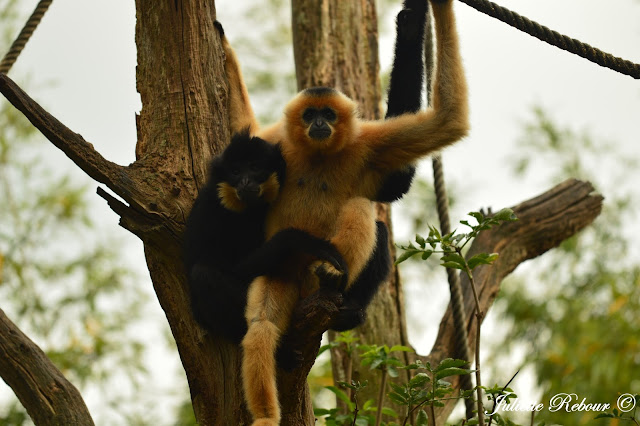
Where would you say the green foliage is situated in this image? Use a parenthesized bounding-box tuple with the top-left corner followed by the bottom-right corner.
(396, 209, 517, 278)
(359, 344, 412, 378)
(491, 107, 640, 425)
(314, 333, 475, 426)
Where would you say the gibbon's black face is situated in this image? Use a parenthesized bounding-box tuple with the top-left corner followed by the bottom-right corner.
(302, 106, 337, 140)
(213, 133, 283, 209)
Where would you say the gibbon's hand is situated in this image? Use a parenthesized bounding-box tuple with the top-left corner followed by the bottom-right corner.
(312, 260, 349, 291)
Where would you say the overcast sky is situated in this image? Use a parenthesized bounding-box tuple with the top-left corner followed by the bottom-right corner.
(4, 0, 640, 419)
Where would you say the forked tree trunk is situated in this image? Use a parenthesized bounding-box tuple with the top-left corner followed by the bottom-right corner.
(0, 0, 604, 425)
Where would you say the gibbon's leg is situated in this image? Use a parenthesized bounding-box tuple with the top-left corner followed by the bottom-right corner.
(214, 21, 260, 134)
(242, 276, 299, 425)
(330, 221, 391, 331)
(313, 198, 377, 290)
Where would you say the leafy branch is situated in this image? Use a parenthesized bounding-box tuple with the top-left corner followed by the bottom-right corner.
(397, 208, 518, 425)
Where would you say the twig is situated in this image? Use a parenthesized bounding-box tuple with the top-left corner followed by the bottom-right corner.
(375, 368, 388, 426)
(462, 252, 485, 426)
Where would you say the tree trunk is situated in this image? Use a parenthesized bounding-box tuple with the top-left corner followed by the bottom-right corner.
(133, 1, 254, 424)
(0, 1, 605, 425)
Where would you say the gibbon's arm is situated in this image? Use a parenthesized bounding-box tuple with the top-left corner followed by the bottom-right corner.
(233, 228, 347, 283)
(215, 21, 260, 134)
(361, 0, 468, 173)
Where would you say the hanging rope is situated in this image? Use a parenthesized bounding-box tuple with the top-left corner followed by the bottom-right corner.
(458, 0, 640, 80)
(0, 0, 54, 74)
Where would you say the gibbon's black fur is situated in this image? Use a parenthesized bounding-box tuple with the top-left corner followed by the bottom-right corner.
(375, 0, 428, 203)
(184, 131, 349, 344)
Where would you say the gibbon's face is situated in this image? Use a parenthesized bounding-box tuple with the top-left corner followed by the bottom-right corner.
(302, 105, 337, 140)
(285, 87, 357, 154)
(214, 134, 282, 212)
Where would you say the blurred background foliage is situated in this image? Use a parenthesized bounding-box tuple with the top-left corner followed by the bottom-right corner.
(0, 1, 166, 424)
(1, 0, 638, 425)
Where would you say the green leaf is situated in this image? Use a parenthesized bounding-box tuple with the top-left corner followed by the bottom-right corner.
(325, 386, 353, 408)
(494, 208, 518, 222)
(421, 250, 433, 260)
(441, 261, 464, 270)
(416, 409, 429, 426)
(435, 367, 471, 380)
(388, 365, 399, 378)
(389, 345, 412, 353)
(415, 234, 426, 248)
(387, 392, 408, 405)
(467, 253, 499, 270)
(381, 407, 399, 418)
(355, 417, 369, 426)
(469, 211, 485, 222)
(408, 373, 431, 388)
(594, 413, 615, 419)
(395, 249, 422, 265)
(436, 358, 468, 371)
(369, 358, 384, 371)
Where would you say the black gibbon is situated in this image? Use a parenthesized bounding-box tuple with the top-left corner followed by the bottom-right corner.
(220, 0, 468, 423)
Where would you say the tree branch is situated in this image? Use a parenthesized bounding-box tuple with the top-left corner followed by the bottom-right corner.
(0, 73, 187, 243)
(0, 74, 128, 199)
(423, 178, 603, 422)
(0, 308, 95, 425)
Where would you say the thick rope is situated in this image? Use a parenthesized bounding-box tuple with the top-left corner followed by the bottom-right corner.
(424, 4, 475, 420)
(458, 0, 640, 80)
(0, 0, 53, 75)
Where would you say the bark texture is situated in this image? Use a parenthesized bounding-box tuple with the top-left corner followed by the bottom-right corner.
(0, 308, 95, 425)
(0, 1, 604, 425)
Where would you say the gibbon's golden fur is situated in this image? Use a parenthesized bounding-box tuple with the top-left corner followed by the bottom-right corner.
(218, 0, 468, 424)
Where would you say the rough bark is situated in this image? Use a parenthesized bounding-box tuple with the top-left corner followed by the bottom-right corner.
(0, 308, 95, 425)
(0, 1, 605, 425)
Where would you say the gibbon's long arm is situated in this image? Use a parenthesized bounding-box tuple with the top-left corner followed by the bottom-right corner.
(215, 22, 260, 134)
(361, 0, 468, 172)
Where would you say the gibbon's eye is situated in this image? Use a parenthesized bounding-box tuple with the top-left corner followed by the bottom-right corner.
(302, 108, 317, 124)
(321, 107, 337, 122)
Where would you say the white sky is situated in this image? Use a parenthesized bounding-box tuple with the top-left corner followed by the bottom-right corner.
(4, 0, 640, 422)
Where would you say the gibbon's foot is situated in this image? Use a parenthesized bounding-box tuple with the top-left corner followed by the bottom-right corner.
(330, 304, 367, 331)
(311, 260, 347, 291)
(398, 1, 427, 40)
(276, 336, 304, 372)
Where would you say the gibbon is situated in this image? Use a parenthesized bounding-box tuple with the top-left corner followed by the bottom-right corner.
(219, 0, 468, 423)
